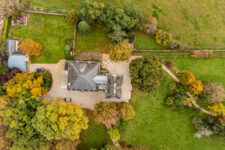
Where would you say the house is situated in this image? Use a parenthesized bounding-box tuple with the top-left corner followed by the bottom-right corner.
(65, 61, 123, 99)
(6, 39, 30, 72)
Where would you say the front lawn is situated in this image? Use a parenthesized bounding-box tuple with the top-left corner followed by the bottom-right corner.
(9, 13, 74, 63)
(76, 24, 112, 53)
(119, 57, 225, 150)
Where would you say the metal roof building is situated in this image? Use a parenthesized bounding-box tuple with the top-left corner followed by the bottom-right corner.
(8, 54, 27, 72)
(6, 40, 18, 55)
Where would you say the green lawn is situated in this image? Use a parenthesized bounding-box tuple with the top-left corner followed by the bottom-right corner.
(119, 58, 225, 150)
(24, 0, 225, 49)
(134, 31, 164, 50)
(9, 13, 74, 63)
(76, 24, 112, 53)
(77, 110, 111, 150)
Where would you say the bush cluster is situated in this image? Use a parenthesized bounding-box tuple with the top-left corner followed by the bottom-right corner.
(191, 50, 213, 58)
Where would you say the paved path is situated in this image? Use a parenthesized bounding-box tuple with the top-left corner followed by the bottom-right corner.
(30, 55, 138, 109)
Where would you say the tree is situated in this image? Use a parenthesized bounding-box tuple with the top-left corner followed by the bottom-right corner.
(100, 4, 138, 32)
(108, 127, 120, 141)
(109, 25, 126, 43)
(155, 30, 173, 47)
(78, 20, 91, 33)
(129, 56, 163, 92)
(190, 80, 203, 95)
(177, 70, 196, 85)
(78, 0, 104, 23)
(0, 137, 11, 150)
(143, 16, 158, 35)
(66, 9, 79, 24)
(0, 67, 21, 86)
(204, 82, 225, 103)
(208, 103, 225, 124)
(0, 96, 13, 125)
(32, 98, 88, 140)
(0, 0, 24, 17)
(18, 39, 42, 56)
(4, 96, 42, 150)
(0, 51, 8, 65)
(93, 102, 135, 128)
(53, 139, 80, 150)
(3, 72, 44, 98)
(110, 40, 132, 61)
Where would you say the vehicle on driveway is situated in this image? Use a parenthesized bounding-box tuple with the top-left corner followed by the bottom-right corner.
(63, 97, 72, 102)
(36, 68, 45, 72)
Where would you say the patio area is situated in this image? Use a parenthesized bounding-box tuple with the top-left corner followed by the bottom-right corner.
(29, 54, 136, 109)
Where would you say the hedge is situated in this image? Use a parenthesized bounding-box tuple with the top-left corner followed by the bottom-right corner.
(2, 17, 9, 43)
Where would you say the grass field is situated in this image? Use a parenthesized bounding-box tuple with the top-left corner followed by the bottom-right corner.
(134, 31, 164, 50)
(119, 58, 225, 150)
(9, 13, 74, 63)
(24, 0, 225, 49)
(76, 24, 112, 52)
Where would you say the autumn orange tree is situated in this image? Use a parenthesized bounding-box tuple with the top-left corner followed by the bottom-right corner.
(190, 80, 203, 95)
(32, 98, 88, 140)
(110, 39, 132, 61)
(19, 39, 42, 56)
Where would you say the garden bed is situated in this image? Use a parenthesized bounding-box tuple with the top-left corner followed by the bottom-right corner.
(9, 13, 74, 63)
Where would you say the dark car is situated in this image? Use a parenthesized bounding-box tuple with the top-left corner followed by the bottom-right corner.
(36, 68, 45, 72)
(63, 98, 72, 102)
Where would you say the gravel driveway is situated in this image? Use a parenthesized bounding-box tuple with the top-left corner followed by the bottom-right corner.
(30, 55, 138, 109)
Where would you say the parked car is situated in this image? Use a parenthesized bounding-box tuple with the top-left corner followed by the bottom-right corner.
(63, 98, 72, 102)
(36, 68, 45, 72)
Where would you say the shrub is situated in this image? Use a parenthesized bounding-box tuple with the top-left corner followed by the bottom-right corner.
(0, 51, 8, 65)
(0, 64, 8, 75)
(191, 50, 213, 58)
(78, 20, 91, 33)
(34, 71, 53, 94)
(130, 56, 163, 92)
(198, 92, 210, 102)
(203, 82, 225, 103)
(165, 61, 173, 69)
(108, 127, 120, 141)
(2, 17, 9, 42)
(208, 103, 225, 120)
(108, 25, 126, 43)
(127, 33, 136, 44)
(120, 102, 135, 121)
(177, 70, 196, 85)
(143, 16, 158, 35)
(190, 80, 203, 95)
(19, 39, 42, 56)
(110, 39, 132, 61)
(0, 137, 11, 150)
(155, 30, 173, 47)
(167, 92, 188, 110)
(0, 67, 21, 85)
(66, 9, 79, 24)
(78, 0, 104, 23)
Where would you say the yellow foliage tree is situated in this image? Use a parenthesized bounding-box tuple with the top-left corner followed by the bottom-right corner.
(3, 73, 44, 98)
(19, 38, 42, 56)
(0, 96, 12, 125)
(32, 98, 88, 140)
(177, 70, 196, 85)
(155, 30, 173, 47)
(110, 39, 132, 61)
(190, 80, 203, 95)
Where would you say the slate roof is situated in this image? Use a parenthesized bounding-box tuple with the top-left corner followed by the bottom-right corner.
(68, 61, 100, 91)
(8, 54, 26, 72)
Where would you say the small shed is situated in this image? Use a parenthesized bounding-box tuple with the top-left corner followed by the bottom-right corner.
(6, 39, 19, 55)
